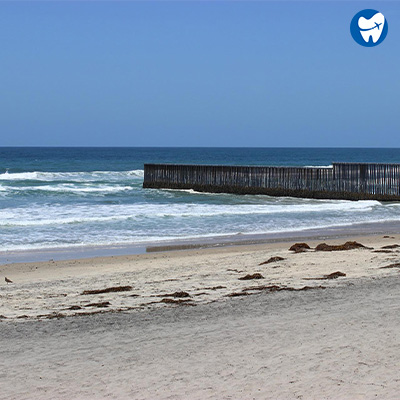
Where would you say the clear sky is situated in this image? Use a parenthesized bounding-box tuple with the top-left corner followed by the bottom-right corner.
(1, 1, 399, 147)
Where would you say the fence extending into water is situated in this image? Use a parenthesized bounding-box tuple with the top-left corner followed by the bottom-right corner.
(143, 163, 400, 200)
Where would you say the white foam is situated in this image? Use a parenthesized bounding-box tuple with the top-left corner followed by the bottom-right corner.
(2, 215, 400, 253)
(0, 199, 383, 228)
(21, 184, 133, 194)
(0, 170, 144, 182)
(160, 188, 230, 196)
(304, 165, 333, 168)
(0, 171, 40, 180)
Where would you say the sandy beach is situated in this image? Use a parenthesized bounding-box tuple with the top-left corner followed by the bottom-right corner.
(2, 234, 400, 399)
(2, 0, 399, 398)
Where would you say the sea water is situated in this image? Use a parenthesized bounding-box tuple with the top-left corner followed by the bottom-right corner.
(1, 147, 400, 253)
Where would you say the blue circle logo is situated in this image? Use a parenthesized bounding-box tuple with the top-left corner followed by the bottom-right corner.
(350, 9, 388, 47)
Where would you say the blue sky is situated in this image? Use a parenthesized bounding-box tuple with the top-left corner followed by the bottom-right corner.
(0, 1, 399, 147)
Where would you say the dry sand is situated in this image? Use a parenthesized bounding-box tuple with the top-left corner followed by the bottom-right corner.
(1, 234, 400, 399)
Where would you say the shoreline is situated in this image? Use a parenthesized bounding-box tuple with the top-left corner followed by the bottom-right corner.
(2, 232, 400, 321)
(2, 219, 400, 265)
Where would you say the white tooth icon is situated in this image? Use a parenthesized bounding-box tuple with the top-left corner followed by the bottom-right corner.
(358, 13, 385, 43)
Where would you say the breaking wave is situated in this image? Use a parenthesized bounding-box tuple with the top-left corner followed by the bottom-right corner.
(0, 169, 144, 182)
(0, 200, 386, 228)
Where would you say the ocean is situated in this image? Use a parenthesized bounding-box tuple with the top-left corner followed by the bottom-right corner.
(2, 147, 400, 257)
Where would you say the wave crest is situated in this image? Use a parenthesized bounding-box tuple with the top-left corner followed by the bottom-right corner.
(0, 169, 144, 182)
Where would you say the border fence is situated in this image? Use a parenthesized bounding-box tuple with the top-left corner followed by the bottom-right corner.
(143, 163, 400, 201)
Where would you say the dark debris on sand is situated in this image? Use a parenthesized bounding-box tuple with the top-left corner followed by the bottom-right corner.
(305, 271, 346, 280)
(81, 286, 132, 295)
(203, 286, 226, 290)
(289, 243, 311, 253)
(36, 312, 66, 320)
(244, 285, 281, 292)
(226, 292, 251, 297)
(259, 256, 285, 266)
(315, 241, 370, 252)
(159, 298, 195, 305)
(238, 273, 264, 280)
(323, 271, 347, 279)
(67, 305, 82, 310)
(85, 301, 111, 308)
(228, 285, 326, 297)
(379, 263, 400, 269)
(381, 244, 400, 249)
(244, 285, 326, 292)
(157, 291, 191, 298)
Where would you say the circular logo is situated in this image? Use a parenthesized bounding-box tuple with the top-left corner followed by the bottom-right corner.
(350, 9, 388, 47)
